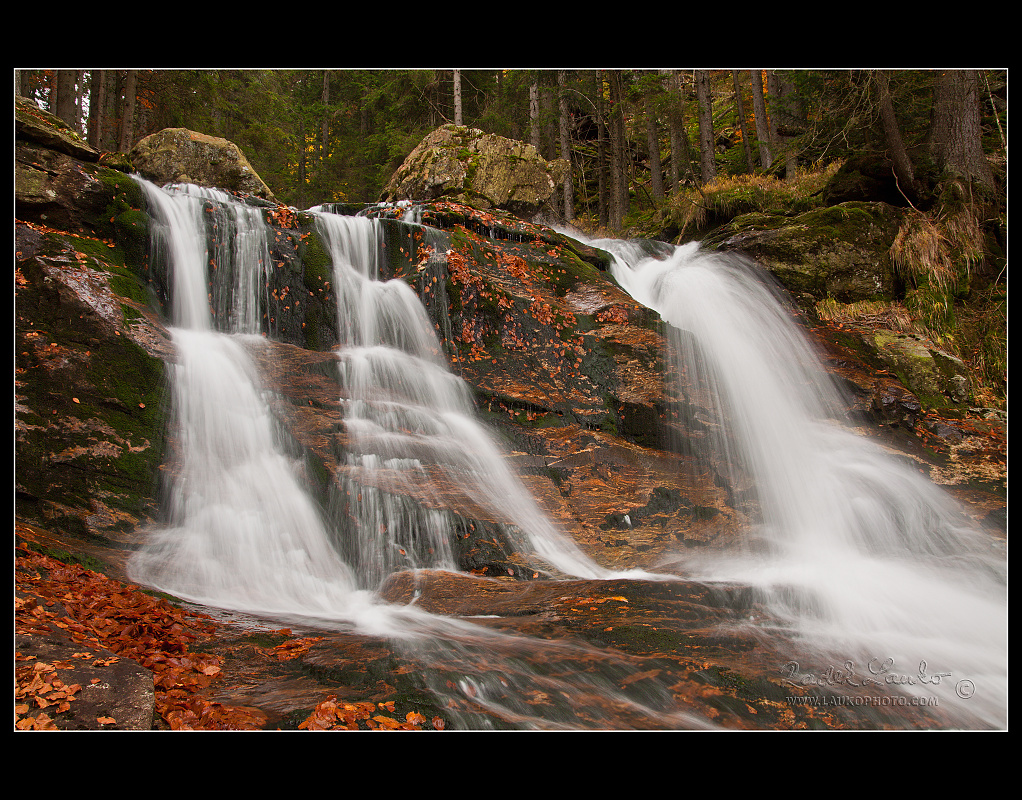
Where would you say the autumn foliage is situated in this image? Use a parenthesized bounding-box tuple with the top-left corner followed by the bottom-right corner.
(15, 523, 444, 731)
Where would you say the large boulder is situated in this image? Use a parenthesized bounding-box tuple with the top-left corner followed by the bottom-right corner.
(129, 128, 275, 200)
(380, 125, 568, 219)
(705, 202, 904, 307)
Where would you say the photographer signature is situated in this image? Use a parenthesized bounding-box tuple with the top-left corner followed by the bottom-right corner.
(780, 657, 952, 689)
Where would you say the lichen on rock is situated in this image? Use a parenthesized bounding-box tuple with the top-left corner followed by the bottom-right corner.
(380, 124, 568, 219)
(129, 128, 275, 201)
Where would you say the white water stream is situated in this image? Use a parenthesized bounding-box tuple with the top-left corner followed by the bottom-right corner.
(587, 237, 1008, 729)
(125, 180, 1006, 728)
(310, 210, 609, 585)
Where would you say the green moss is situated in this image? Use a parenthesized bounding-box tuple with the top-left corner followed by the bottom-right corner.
(94, 169, 149, 269)
(299, 223, 333, 286)
(602, 625, 697, 652)
(23, 542, 105, 573)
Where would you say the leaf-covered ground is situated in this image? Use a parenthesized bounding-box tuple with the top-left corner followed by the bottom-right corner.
(15, 521, 444, 731)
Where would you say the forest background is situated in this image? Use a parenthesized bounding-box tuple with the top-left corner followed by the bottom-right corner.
(14, 67, 1008, 401)
(14, 68, 1007, 228)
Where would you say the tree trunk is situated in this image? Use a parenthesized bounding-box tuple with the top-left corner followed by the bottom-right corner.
(297, 114, 307, 209)
(542, 77, 557, 163)
(595, 72, 609, 229)
(876, 70, 918, 202)
(557, 70, 574, 221)
(750, 69, 773, 170)
(100, 71, 121, 152)
(732, 70, 756, 171)
(928, 69, 994, 190)
(453, 69, 463, 126)
(608, 70, 629, 230)
(694, 70, 716, 184)
(53, 70, 79, 131)
(663, 70, 694, 190)
(529, 77, 541, 151)
(321, 71, 330, 160)
(646, 92, 665, 200)
(770, 71, 802, 177)
(118, 70, 137, 152)
(87, 70, 104, 150)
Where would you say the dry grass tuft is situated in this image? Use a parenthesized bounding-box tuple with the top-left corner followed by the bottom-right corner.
(667, 162, 842, 239)
(890, 180, 985, 291)
(890, 212, 956, 289)
(816, 298, 914, 331)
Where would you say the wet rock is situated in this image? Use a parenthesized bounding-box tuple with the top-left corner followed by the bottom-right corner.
(15, 96, 100, 163)
(15, 218, 169, 550)
(16, 632, 155, 731)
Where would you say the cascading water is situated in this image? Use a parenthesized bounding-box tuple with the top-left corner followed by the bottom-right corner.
(310, 208, 613, 585)
(124, 176, 1005, 729)
(125, 182, 693, 729)
(587, 236, 1007, 729)
(127, 180, 369, 621)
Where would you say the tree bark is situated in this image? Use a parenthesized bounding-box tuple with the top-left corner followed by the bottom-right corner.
(557, 70, 574, 221)
(732, 70, 756, 170)
(453, 69, 463, 126)
(694, 70, 716, 184)
(529, 77, 541, 151)
(100, 71, 121, 152)
(53, 70, 79, 132)
(750, 69, 773, 170)
(662, 70, 695, 190)
(608, 70, 629, 230)
(928, 69, 994, 190)
(87, 70, 104, 150)
(771, 71, 803, 177)
(646, 92, 665, 200)
(876, 70, 918, 202)
(595, 72, 609, 229)
(118, 70, 137, 152)
(321, 71, 330, 160)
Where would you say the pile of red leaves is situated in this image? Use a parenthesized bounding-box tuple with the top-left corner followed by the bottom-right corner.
(15, 524, 446, 731)
(14, 531, 263, 729)
(14, 643, 85, 730)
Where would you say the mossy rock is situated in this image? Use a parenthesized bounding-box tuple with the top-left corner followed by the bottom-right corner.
(15, 223, 168, 546)
(706, 201, 904, 307)
(869, 329, 972, 409)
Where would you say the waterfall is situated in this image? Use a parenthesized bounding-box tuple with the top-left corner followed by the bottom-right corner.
(128, 180, 371, 621)
(590, 237, 1007, 729)
(128, 183, 610, 616)
(124, 178, 1005, 728)
(125, 184, 686, 729)
(310, 209, 611, 584)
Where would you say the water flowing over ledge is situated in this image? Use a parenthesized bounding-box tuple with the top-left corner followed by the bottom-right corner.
(580, 233, 1007, 728)
(125, 180, 1006, 729)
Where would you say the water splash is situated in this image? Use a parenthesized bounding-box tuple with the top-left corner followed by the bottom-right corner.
(589, 237, 1007, 728)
